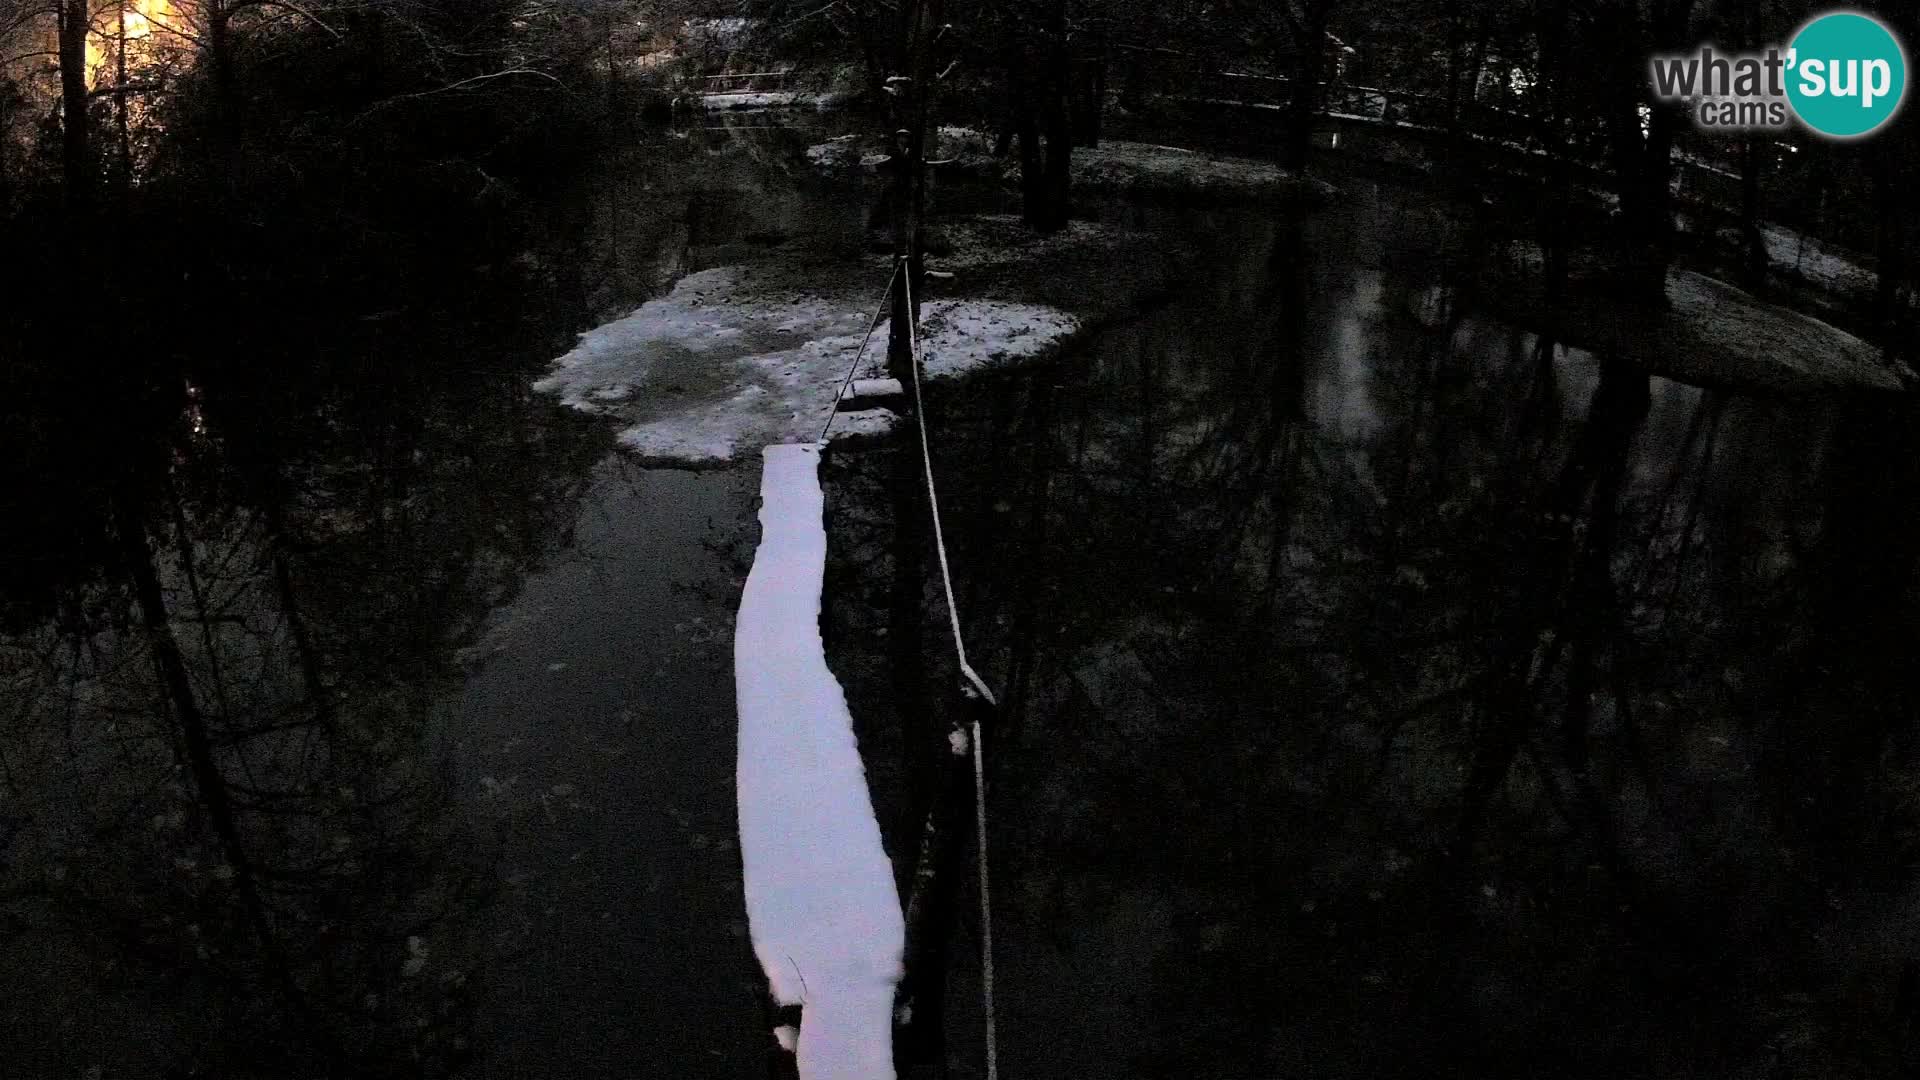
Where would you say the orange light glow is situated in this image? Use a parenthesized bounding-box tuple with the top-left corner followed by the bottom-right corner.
(85, 1, 179, 84)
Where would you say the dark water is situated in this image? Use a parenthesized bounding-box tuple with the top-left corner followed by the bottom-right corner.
(824, 178, 1920, 1078)
(0, 117, 861, 1079)
(5, 118, 1916, 1079)
(443, 461, 762, 1080)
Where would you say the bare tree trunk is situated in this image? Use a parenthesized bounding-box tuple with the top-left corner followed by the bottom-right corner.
(892, 711, 975, 1075)
(1010, 0, 1075, 232)
(266, 504, 334, 731)
(1444, 0, 1464, 132)
(0, 79, 12, 197)
(605, 10, 619, 120)
(121, 481, 350, 1065)
(1607, 0, 1693, 306)
(1285, 2, 1332, 172)
(1607, 82, 1661, 299)
(1738, 3, 1768, 292)
(1872, 135, 1908, 362)
(1452, 673, 1531, 881)
(1740, 138, 1768, 291)
(886, 0, 940, 382)
(58, 0, 91, 205)
(1067, 45, 1104, 148)
(1040, 70, 1072, 231)
(1014, 62, 1046, 227)
(1087, 41, 1106, 148)
(1464, 15, 1490, 111)
(116, 0, 132, 187)
(883, 0, 946, 1057)
(1537, 0, 1572, 302)
(207, 1, 238, 139)
(166, 476, 234, 723)
(1453, 358, 1648, 876)
(116, 494, 266, 931)
(1561, 369, 1645, 888)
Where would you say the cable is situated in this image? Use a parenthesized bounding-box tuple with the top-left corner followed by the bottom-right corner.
(901, 259, 999, 1080)
(900, 262, 997, 708)
(970, 717, 997, 1080)
(819, 264, 903, 444)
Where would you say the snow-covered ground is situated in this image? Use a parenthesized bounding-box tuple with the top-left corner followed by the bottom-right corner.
(1760, 224, 1880, 297)
(806, 135, 862, 171)
(533, 266, 1079, 464)
(1664, 270, 1906, 391)
(1070, 140, 1335, 200)
(701, 90, 848, 112)
(735, 444, 904, 1079)
(1677, 209, 1885, 299)
(804, 130, 1333, 202)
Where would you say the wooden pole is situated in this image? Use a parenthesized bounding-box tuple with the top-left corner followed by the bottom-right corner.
(893, 710, 977, 1077)
(885, 2, 988, 1075)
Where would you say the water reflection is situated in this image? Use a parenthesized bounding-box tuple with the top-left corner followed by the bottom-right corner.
(824, 179, 1917, 1077)
(2, 114, 878, 1077)
(0, 334, 607, 1077)
(5, 113, 1910, 1075)
(441, 459, 762, 1080)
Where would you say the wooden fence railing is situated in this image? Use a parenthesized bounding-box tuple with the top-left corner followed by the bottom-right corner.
(1182, 72, 1614, 166)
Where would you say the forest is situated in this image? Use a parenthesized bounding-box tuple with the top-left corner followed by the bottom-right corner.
(2, 0, 1918, 1078)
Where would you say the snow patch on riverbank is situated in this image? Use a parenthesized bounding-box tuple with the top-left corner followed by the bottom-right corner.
(1071, 140, 1336, 200)
(803, 131, 1334, 202)
(736, 443, 903, 1079)
(702, 90, 850, 111)
(534, 266, 1080, 463)
(919, 298, 1079, 375)
(1667, 271, 1907, 391)
(1761, 225, 1879, 297)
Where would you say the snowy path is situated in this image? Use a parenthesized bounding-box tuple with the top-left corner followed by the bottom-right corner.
(735, 443, 904, 1080)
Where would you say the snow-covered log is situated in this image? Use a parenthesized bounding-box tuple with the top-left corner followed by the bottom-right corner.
(736, 443, 905, 1080)
(839, 378, 905, 405)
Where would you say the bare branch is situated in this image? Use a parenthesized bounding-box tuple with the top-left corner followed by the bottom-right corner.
(225, 0, 341, 40)
(350, 67, 565, 125)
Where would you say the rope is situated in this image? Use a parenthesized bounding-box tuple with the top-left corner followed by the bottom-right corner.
(819, 264, 903, 444)
(901, 262, 997, 708)
(970, 717, 997, 1080)
(901, 258, 999, 1080)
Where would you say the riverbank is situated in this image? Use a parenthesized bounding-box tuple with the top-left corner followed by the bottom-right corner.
(807, 126, 1335, 205)
(1463, 256, 1914, 395)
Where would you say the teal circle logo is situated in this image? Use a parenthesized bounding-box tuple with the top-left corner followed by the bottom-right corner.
(1786, 11, 1907, 138)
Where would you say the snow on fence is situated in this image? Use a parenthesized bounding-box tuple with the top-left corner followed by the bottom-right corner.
(736, 442, 905, 1080)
